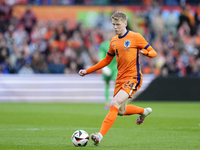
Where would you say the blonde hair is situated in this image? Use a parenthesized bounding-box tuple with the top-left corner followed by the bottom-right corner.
(111, 11, 127, 22)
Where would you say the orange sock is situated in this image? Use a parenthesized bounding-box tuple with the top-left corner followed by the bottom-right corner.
(99, 106, 119, 136)
(123, 105, 144, 115)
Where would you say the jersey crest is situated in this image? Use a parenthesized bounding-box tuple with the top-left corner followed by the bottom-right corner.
(124, 40, 130, 50)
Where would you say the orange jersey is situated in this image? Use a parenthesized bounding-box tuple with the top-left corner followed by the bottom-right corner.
(86, 30, 157, 97)
(108, 30, 155, 84)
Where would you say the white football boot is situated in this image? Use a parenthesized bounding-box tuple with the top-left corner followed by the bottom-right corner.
(90, 133, 101, 146)
(136, 107, 152, 125)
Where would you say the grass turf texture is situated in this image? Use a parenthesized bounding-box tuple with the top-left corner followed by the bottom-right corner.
(0, 102, 199, 150)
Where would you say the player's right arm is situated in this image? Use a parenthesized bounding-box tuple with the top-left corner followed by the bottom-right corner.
(79, 54, 114, 76)
(79, 39, 116, 77)
(88, 54, 114, 73)
(79, 69, 87, 77)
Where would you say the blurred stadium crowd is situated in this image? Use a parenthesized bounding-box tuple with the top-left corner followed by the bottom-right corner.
(0, 0, 200, 77)
(3, 0, 199, 6)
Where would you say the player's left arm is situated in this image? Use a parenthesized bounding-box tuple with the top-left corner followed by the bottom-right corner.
(140, 45, 157, 58)
(136, 33, 157, 58)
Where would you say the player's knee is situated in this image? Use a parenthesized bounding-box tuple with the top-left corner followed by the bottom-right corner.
(118, 107, 125, 116)
(111, 99, 120, 108)
(117, 110, 124, 116)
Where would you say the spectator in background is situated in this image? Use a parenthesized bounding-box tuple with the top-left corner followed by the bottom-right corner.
(18, 59, 34, 74)
(194, 2, 200, 30)
(0, 63, 7, 73)
(44, 21, 55, 41)
(4, 24, 15, 53)
(195, 58, 200, 76)
(178, 5, 196, 36)
(48, 48, 65, 73)
(96, 8, 113, 32)
(0, 36, 9, 64)
(146, 0, 161, 41)
(0, 1, 199, 77)
(0, 0, 12, 33)
(58, 33, 68, 52)
(18, 38, 30, 59)
(165, 9, 179, 36)
(31, 50, 49, 73)
(20, 5, 37, 35)
(15, 50, 30, 73)
(186, 55, 196, 76)
(195, 29, 200, 47)
(152, 10, 165, 38)
(12, 24, 28, 48)
(0, 56, 15, 74)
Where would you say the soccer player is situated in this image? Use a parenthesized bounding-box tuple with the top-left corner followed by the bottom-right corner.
(79, 11, 157, 146)
(99, 31, 117, 109)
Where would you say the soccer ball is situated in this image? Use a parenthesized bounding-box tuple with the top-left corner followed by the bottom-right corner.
(71, 130, 89, 147)
(102, 66, 112, 76)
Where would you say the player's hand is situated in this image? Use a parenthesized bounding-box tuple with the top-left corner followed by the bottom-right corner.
(140, 49, 149, 56)
(79, 69, 87, 77)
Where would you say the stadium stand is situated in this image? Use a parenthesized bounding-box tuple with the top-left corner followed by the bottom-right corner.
(0, 0, 200, 77)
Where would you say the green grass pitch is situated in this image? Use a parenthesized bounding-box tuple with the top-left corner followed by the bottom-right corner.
(0, 102, 199, 150)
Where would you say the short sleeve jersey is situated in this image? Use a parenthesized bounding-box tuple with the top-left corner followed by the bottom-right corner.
(107, 30, 150, 82)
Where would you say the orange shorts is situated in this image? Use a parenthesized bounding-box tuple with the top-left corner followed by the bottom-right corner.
(113, 76, 143, 98)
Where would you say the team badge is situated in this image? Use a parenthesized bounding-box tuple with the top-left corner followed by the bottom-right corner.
(124, 40, 130, 50)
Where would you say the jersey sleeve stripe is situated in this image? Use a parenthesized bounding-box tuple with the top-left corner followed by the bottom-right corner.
(107, 52, 115, 56)
(144, 44, 150, 49)
(135, 49, 141, 90)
